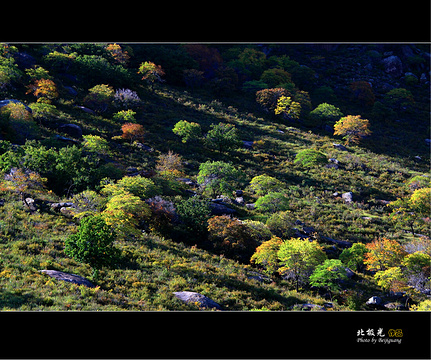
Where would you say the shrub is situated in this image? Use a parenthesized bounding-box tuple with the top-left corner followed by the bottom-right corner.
(309, 259, 349, 300)
(248, 174, 285, 196)
(82, 135, 110, 156)
(255, 192, 290, 213)
(309, 103, 344, 127)
(113, 109, 137, 123)
(274, 96, 301, 120)
(83, 84, 114, 113)
(175, 196, 211, 240)
(113, 88, 140, 109)
(64, 215, 119, 270)
(339, 243, 368, 272)
(138, 61, 165, 91)
(205, 122, 241, 153)
(294, 149, 327, 169)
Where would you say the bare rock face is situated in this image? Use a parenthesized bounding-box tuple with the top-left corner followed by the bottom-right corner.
(173, 291, 222, 310)
(40, 270, 95, 288)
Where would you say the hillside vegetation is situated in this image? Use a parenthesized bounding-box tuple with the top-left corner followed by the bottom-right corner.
(0, 43, 429, 311)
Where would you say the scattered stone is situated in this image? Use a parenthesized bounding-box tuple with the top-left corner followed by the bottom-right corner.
(342, 192, 354, 203)
(176, 178, 197, 187)
(332, 143, 348, 151)
(245, 203, 255, 210)
(366, 296, 383, 308)
(209, 201, 236, 216)
(235, 197, 244, 205)
(53, 135, 79, 144)
(242, 140, 254, 149)
(40, 270, 95, 288)
(135, 143, 153, 152)
(24, 197, 37, 212)
(51, 202, 74, 211)
(173, 291, 222, 310)
(293, 303, 326, 311)
(75, 105, 95, 114)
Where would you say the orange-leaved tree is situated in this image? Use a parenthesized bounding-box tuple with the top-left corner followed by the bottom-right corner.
(121, 123, 145, 143)
(333, 115, 371, 145)
(26, 78, 58, 104)
(364, 238, 407, 272)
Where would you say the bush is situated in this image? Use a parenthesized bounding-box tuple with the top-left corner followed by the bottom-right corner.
(309, 103, 344, 127)
(294, 149, 327, 169)
(113, 88, 140, 109)
(64, 215, 119, 270)
(83, 84, 114, 113)
(205, 122, 241, 153)
(248, 174, 285, 196)
(255, 192, 290, 213)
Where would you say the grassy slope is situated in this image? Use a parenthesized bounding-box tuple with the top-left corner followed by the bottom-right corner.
(0, 45, 429, 311)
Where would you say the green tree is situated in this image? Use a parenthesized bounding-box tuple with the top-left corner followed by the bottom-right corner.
(248, 174, 285, 196)
(172, 120, 202, 143)
(339, 243, 368, 272)
(255, 192, 290, 213)
(64, 215, 119, 273)
(205, 122, 241, 153)
(294, 149, 327, 169)
(82, 135, 110, 156)
(390, 188, 431, 236)
(309, 259, 349, 300)
(277, 238, 327, 291)
(175, 196, 211, 240)
(309, 103, 344, 127)
(197, 160, 245, 198)
(101, 191, 151, 237)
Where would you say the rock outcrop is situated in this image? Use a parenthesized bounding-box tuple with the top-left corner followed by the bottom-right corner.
(173, 291, 222, 310)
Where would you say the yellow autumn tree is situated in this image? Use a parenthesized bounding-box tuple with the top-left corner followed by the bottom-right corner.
(333, 115, 371, 145)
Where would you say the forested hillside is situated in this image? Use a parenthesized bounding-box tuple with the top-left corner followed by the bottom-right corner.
(0, 43, 429, 311)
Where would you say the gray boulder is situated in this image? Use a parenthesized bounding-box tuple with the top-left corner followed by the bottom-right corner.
(209, 201, 236, 216)
(173, 291, 222, 310)
(366, 296, 383, 308)
(342, 192, 354, 203)
(382, 55, 403, 77)
(333, 143, 348, 151)
(40, 270, 95, 288)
